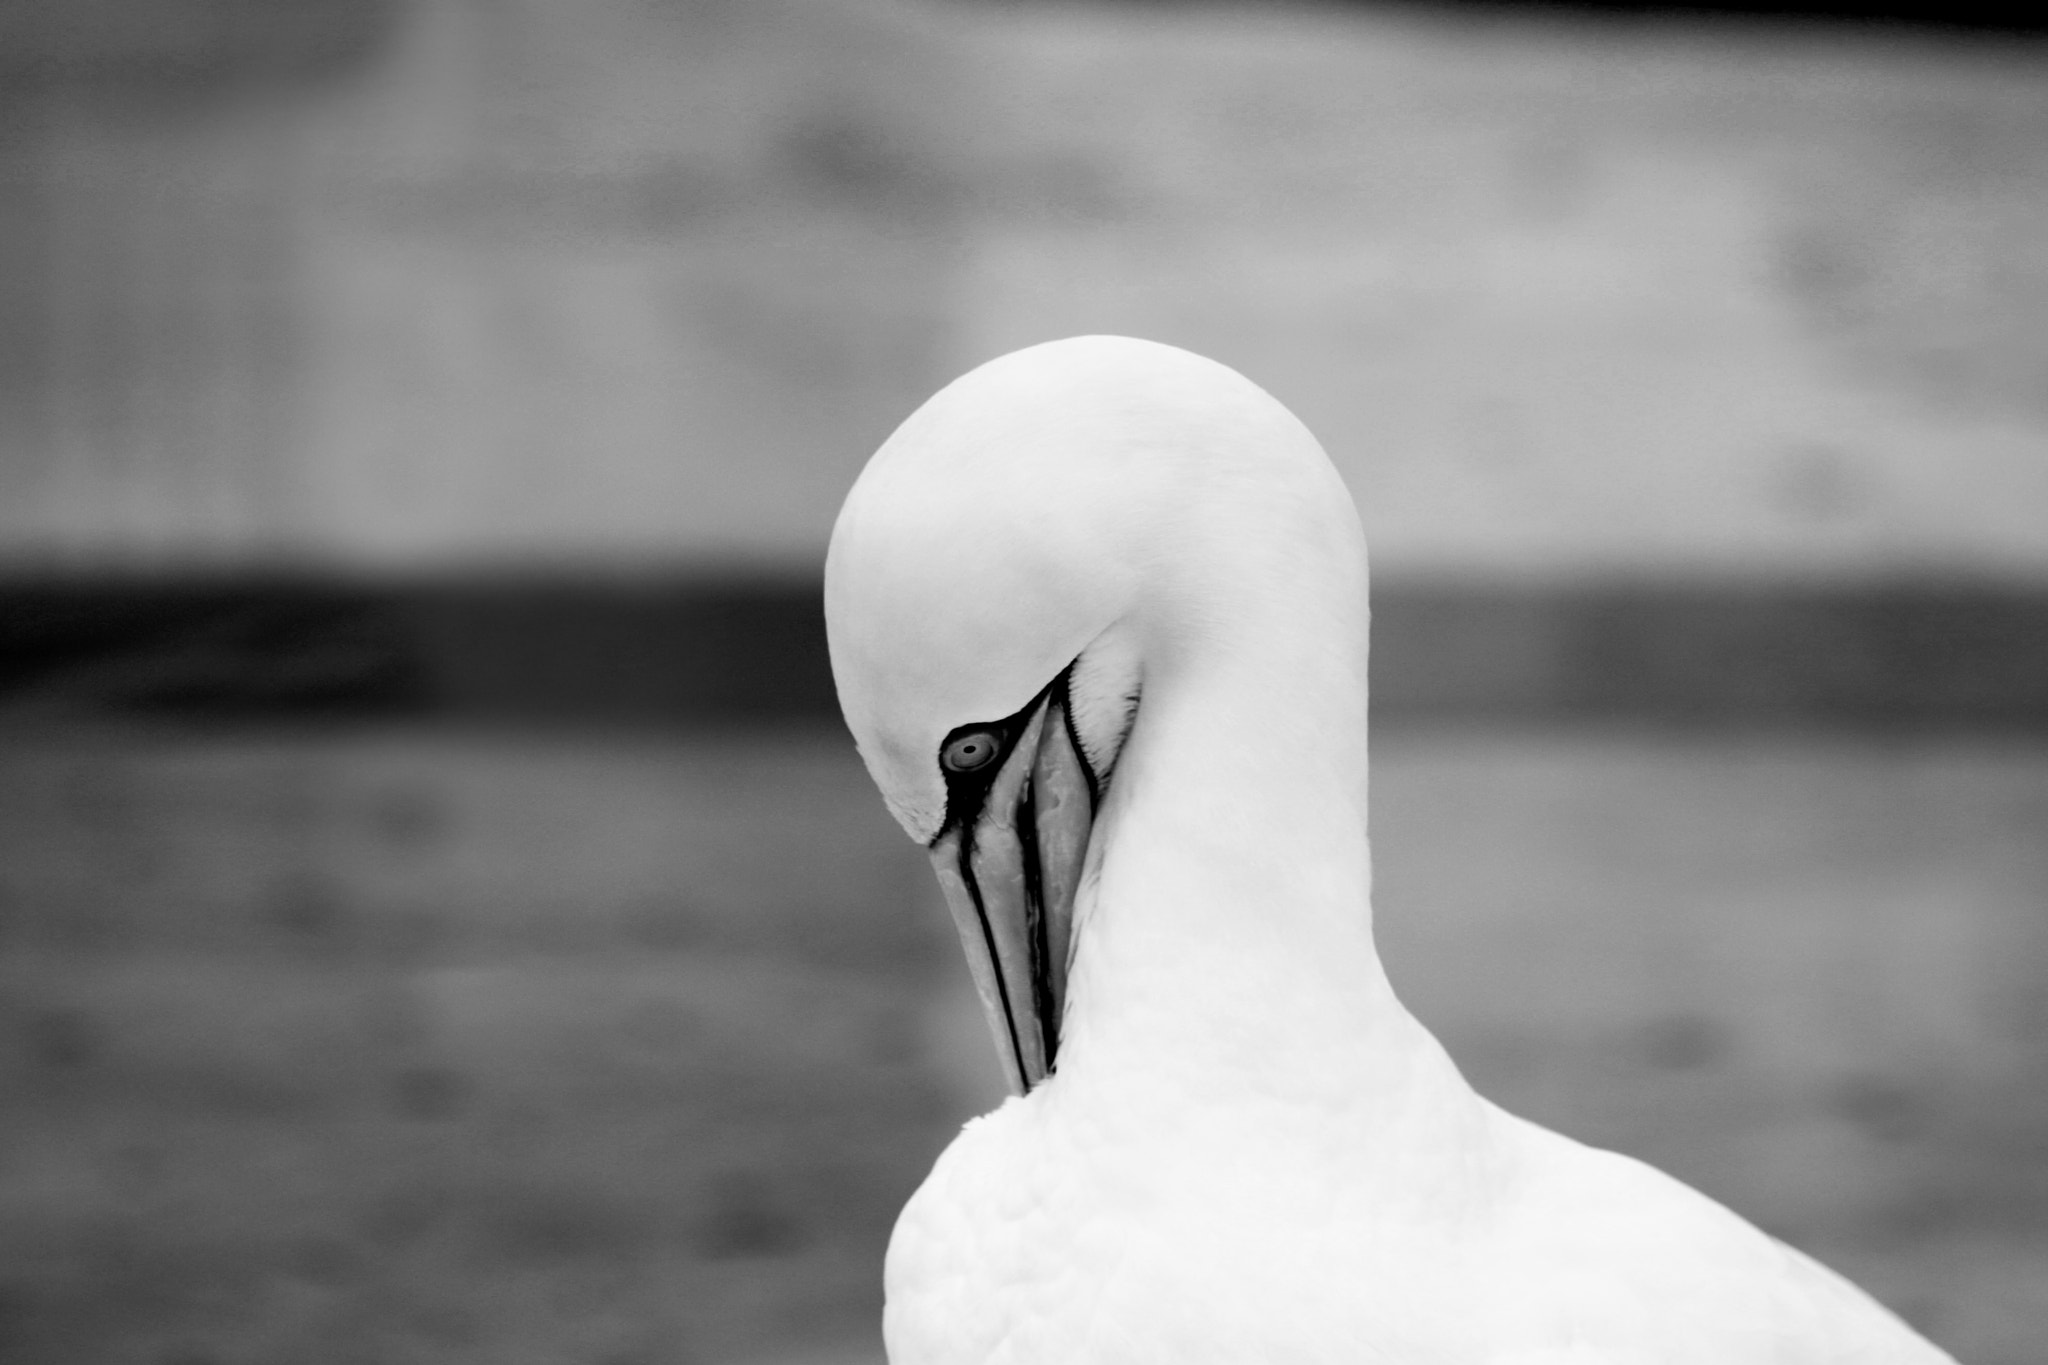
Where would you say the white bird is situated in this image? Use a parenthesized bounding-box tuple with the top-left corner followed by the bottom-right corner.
(824, 336, 1955, 1365)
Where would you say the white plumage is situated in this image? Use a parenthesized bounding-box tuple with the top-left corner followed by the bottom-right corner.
(824, 336, 1954, 1365)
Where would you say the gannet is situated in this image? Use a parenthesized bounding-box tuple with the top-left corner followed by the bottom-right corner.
(824, 336, 1955, 1365)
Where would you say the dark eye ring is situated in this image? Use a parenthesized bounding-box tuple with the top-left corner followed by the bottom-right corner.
(941, 728, 1003, 774)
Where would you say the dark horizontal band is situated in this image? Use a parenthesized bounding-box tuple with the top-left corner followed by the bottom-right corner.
(2, 575, 2043, 729)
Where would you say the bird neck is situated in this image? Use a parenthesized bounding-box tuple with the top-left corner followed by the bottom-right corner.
(1054, 600, 1431, 1119)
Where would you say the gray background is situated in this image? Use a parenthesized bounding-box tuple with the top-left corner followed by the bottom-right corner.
(0, 2, 2043, 1363)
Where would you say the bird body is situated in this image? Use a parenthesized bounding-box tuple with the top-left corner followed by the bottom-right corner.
(824, 336, 1955, 1365)
(890, 1087, 1923, 1364)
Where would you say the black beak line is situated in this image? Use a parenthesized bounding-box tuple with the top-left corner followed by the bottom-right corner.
(950, 817, 1033, 1087)
(931, 665, 1098, 1095)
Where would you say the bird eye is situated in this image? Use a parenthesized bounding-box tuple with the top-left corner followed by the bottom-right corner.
(941, 729, 1002, 774)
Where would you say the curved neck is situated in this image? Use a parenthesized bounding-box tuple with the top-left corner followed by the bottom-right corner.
(1054, 583, 1426, 1116)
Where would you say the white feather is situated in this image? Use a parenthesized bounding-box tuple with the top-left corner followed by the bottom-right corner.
(826, 336, 1955, 1365)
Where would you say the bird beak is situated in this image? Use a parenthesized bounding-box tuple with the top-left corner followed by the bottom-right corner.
(927, 685, 1096, 1096)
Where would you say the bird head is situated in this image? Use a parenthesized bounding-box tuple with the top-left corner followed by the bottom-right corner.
(825, 335, 1365, 1095)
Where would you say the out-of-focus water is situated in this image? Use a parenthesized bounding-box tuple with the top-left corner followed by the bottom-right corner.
(1, 723, 2041, 1364)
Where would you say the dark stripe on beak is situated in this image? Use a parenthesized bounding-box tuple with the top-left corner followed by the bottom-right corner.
(929, 666, 1100, 1095)
(949, 815, 1032, 1090)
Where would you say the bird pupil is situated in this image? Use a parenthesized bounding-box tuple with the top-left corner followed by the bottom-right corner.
(946, 731, 998, 772)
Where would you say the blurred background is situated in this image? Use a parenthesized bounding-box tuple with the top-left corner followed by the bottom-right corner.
(1, 0, 2044, 1362)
